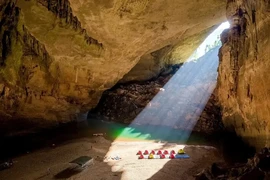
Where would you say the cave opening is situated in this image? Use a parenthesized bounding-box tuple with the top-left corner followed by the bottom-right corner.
(86, 21, 255, 165)
(88, 22, 230, 142)
(84, 21, 255, 178)
(0, 21, 256, 179)
(1, 0, 270, 179)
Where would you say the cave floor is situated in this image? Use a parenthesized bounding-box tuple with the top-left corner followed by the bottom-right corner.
(0, 135, 222, 180)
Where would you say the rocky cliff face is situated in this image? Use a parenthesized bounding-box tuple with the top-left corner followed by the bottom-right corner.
(0, 0, 102, 126)
(217, 0, 270, 149)
(0, 0, 226, 126)
(120, 26, 217, 83)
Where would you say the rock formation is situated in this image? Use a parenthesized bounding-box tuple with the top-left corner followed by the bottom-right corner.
(92, 49, 224, 134)
(217, 0, 270, 149)
(120, 26, 217, 83)
(1, 0, 270, 152)
(195, 148, 270, 180)
(0, 0, 226, 126)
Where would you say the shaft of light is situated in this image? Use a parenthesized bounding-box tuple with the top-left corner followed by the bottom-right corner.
(115, 22, 230, 143)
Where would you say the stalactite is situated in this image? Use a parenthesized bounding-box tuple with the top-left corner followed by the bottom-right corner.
(37, 0, 104, 49)
(22, 25, 52, 68)
(0, 0, 20, 66)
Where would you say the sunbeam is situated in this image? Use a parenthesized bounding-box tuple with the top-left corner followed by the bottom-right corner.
(113, 22, 230, 143)
(103, 22, 230, 179)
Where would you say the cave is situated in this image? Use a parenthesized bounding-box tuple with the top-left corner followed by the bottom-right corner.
(0, 0, 270, 179)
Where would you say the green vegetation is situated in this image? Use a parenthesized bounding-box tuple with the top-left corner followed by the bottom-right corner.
(0, 12, 24, 86)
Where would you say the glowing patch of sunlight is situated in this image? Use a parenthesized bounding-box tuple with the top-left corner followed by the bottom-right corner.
(104, 21, 230, 180)
(117, 127, 151, 141)
(113, 22, 229, 144)
(104, 141, 186, 180)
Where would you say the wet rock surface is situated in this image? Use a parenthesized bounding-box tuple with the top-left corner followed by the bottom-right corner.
(195, 148, 270, 180)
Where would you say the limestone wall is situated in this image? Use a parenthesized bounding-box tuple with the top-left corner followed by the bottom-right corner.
(0, 0, 226, 124)
(217, 0, 270, 149)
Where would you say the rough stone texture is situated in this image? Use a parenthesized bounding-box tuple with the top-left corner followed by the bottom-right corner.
(91, 67, 177, 123)
(121, 26, 217, 83)
(195, 148, 270, 180)
(92, 81, 224, 134)
(0, 0, 226, 124)
(217, 0, 270, 149)
(92, 50, 224, 134)
(0, 0, 104, 126)
(195, 91, 223, 134)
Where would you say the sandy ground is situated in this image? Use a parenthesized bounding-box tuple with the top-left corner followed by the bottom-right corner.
(0, 136, 222, 180)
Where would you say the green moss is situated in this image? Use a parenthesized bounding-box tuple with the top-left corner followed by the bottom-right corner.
(73, 34, 102, 57)
(17, 11, 24, 35)
(0, 38, 23, 85)
(0, 6, 25, 86)
(3, 30, 23, 83)
(42, 23, 102, 57)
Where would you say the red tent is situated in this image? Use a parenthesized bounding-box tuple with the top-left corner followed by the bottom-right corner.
(143, 150, 149, 155)
(163, 150, 169, 155)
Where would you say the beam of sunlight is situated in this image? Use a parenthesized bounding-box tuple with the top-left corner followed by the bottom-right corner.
(103, 21, 230, 180)
(115, 47, 219, 143)
(112, 22, 230, 143)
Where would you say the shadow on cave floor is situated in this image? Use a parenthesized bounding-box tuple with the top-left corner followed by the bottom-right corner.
(0, 113, 256, 180)
(0, 117, 123, 180)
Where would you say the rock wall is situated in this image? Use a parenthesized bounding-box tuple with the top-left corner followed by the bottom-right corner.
(120, 26, 217, 83)
(0, 0, 103, 126)
(196, 148, 270, 179)
(217, 0, 270, 149)
(0, 0, 226, 126)
(91, 67, 178, 123)
(91, 80, 223, 134)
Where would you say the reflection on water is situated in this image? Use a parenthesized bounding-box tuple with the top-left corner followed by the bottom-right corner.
(87, 114, 207, 144)
(0, 113, 255, 164)
(0, 115, 208, 161)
